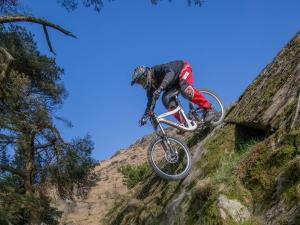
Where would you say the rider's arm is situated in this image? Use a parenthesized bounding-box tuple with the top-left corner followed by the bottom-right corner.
(144, 90, 155, 113)
(160, 69, 176, 90)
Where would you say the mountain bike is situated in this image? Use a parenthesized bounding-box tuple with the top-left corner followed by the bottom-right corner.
(145, 88, 225, 180)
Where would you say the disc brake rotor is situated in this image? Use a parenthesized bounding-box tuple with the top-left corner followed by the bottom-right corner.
(165, 150, 179, 163)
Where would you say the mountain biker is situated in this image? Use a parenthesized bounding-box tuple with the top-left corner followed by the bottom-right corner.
(131, 60, 215, 126)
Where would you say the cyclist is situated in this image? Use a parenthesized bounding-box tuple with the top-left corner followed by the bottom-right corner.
(131, 60, 215, 126)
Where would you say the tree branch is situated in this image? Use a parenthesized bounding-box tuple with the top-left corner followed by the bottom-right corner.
(0, 15, 77, 38)
(43, 25, 56, 54)
(0, 163, 26, 178)
(0, 15, 77, 53)
(35, 141, 55, 150)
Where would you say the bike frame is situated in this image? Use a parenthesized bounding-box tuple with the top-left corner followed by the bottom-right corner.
(150, 97, 198, 136)
(157, 106, 197, 131)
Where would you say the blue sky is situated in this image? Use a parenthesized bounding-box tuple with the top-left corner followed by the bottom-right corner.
(23, 0, 300, 160)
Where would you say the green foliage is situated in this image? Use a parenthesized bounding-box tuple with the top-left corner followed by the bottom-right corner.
(118, 163, 150, 189)
(0, 177, 62, 225)
(197, 125, 236, 175)
(0, 26, 96, 223)
(240, 130, 300, 202)
(49, 135, 97, 199)
(0, 25, 66, 105)
(199, 200, 223, 225)
(187, 126, 211, 148)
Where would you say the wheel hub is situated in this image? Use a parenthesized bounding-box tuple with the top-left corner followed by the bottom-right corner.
(165, 151, 178, 163)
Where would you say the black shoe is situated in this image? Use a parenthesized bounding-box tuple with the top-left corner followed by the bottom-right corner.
(203, 108, 216, 123)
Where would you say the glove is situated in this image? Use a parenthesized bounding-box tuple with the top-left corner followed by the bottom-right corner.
(153, 87, 163, 100)
(139, 114, 148, 126)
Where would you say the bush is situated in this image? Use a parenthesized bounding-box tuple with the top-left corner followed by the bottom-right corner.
(118, 164, 150, 189)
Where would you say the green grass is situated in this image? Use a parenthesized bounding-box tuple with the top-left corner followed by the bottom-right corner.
(118, 163, 151, 189)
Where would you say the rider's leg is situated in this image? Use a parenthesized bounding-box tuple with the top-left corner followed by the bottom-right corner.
(179, 62, 211, 109)
(162, 90, 183, 122)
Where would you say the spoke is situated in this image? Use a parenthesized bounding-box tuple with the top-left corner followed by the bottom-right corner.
(151, 138, 189, 177)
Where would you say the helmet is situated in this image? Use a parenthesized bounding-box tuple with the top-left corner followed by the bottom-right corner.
(131, 66, 148, 88)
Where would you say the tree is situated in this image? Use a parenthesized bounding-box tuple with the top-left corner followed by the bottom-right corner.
(0, 25, 96, 224)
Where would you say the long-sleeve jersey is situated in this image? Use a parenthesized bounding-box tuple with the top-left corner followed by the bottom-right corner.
(145, 60, 184, 112)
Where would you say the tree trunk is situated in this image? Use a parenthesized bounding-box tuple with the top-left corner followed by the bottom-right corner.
(23, 133, 41, 225)
(0, 47, 14, 81)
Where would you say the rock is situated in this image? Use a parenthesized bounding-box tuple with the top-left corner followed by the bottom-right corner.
(226, 31, 300, 131)
(217, 195, 251, 223)
(127, 198, 143, 211)
(194, 178, 212, 194)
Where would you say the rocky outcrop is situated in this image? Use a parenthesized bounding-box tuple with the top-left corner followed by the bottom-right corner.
(226, 31, 300, 131)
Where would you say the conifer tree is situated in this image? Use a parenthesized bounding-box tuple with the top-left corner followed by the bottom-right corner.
(0, 25, 96, 225)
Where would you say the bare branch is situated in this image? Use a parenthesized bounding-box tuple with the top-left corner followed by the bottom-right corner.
(0, 15, 77, 38)
(43, 25, 56, 55)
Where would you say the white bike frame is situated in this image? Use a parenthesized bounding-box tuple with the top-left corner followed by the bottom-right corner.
(156, 105, 198, 132)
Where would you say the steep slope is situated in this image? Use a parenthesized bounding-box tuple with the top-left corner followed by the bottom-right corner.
(103, 31, 300, 225)
(226, 31, 300, 130)
(54, 129, 193, 225)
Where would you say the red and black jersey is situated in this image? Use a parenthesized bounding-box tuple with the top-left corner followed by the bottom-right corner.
(145, 60, 184, 112)
(151, 60, 184, 89)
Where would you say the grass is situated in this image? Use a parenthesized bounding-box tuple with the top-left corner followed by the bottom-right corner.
(108, 124, 299, 225)
(118, 163, 151, 189)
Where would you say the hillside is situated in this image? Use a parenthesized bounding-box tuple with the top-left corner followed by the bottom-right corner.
(57, 31, 300, 225)
(54, 129, 194, 225)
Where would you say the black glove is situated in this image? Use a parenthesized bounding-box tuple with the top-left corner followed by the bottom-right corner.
(153, 87, 163, 100)
(139, 114, 148, 126)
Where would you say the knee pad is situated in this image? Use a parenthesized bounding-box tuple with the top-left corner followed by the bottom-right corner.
(181, 85, 195, 100)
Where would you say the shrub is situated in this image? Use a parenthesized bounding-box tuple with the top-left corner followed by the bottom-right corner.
(118, 164, 150, 189)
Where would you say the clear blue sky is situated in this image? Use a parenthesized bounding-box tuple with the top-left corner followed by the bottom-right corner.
(23, 0, 300, 160)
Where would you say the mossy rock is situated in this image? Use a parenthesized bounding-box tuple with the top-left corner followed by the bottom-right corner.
(226, 31, 300, 131)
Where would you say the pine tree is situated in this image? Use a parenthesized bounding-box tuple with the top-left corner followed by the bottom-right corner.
(0, 25, 96, 225)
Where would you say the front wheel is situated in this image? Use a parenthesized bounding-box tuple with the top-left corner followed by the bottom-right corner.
(148, 136, 192, 180)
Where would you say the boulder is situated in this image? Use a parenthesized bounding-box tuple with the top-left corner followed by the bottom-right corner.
(217, 195, 251, 223)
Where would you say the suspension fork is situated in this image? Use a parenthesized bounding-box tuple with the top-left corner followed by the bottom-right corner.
(150, 116, 174, 154)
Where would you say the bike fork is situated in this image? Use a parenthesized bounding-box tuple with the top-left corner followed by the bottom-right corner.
(156, 122, 175, 155)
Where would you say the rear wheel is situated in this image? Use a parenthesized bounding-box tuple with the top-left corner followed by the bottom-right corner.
(189, 88, 225, 127)
(148, 136, 192, 180)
